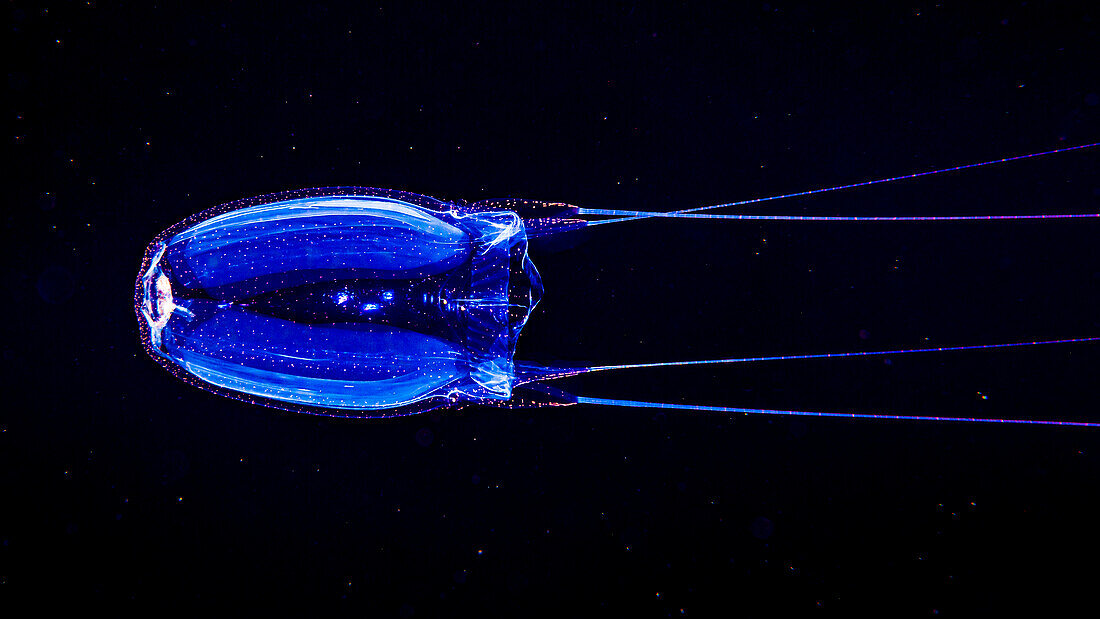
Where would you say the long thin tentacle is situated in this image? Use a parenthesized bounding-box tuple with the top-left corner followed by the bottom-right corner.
(580, 142, 1100, 225)
(576, 396, 1100, 427)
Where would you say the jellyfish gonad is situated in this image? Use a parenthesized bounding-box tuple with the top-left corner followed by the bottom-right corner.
(135, 143, 1100, 426)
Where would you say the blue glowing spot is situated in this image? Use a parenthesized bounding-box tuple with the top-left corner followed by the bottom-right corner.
(382, 290, 395, 301)
(359, 302, 380, 312)
(334, 292, 350, 305)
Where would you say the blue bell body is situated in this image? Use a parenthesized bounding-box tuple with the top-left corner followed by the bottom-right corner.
(135, 188, 555, 417)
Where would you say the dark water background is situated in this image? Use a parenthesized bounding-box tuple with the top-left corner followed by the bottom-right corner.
(7, 2, 1099, 616)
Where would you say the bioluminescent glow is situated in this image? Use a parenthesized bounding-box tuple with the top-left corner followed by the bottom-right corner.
(135, 143, 1099, 424)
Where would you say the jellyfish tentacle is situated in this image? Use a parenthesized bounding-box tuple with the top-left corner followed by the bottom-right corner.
(575, 396, 1100, 427)
(579, 141, 1100, 226)
(526, 336, 1100, 379)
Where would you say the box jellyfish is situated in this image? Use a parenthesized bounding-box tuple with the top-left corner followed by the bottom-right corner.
(136, 144, 1100, 425)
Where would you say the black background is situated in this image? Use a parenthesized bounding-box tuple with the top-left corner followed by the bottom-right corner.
(7, 2, 1099, 616)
